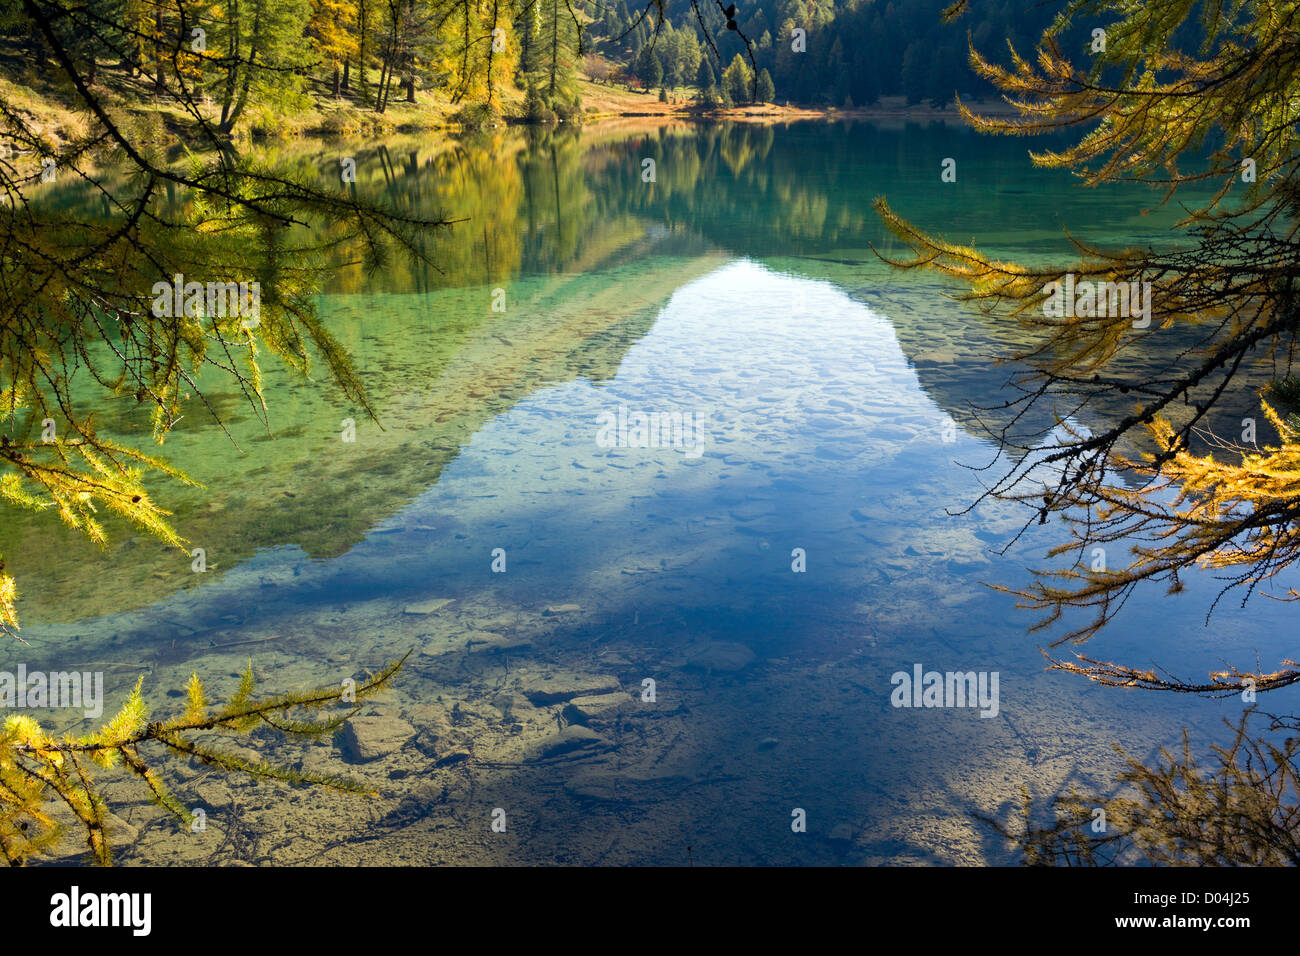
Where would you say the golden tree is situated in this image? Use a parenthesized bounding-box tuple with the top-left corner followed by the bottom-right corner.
(309, 0, 360, 95)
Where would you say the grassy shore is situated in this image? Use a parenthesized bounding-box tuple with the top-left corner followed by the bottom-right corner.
(2, 39, 1016, 153)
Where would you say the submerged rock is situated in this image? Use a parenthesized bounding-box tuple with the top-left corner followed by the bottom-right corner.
(464, 631, 532, 653)
(104, 812, 139, 848)
(683, 642, 756, 672)
(542, 604, 582, 616)
(528, 726, 605, 760)
(193, 781, 234, 810)
(491, 691, 534, 719)
(522, 674, 621, 705)
(403, 598, 454, 615)
(563, 693, 632, 725)
(563, 770, 693, 803)
(379, 782, 447, 829)
(828, 823, 858, 845)
(339, 715, 416, 762)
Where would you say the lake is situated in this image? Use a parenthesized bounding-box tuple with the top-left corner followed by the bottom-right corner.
(6, 119, 1294, 865)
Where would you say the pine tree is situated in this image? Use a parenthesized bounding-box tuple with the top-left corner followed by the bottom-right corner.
(900, 41, 924, 105)
(634, 42, 662, 89)
(426, 0, 518, 106)
(203, 0, 314, 132)
(646, 49, 662, 89)
(722, 51, 750, 104)
(537, 0, 580, 103)
(308, 0, 359, 95)
(696, 56, 715, 90)
(671, 27, 701, 91)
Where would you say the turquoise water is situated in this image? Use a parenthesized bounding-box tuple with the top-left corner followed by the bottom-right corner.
(7, 121, 1295, 864)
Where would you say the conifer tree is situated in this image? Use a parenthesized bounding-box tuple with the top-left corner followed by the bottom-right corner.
(538, 0, 581, 102)
(696, 54, 715, 90)
(722, 51, 749, 103)
(308, 0, 359, 95)
(634, 41, 660, 89)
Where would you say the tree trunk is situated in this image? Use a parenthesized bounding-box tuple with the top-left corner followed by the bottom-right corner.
(31, 22, 48, 68)
(342, 58, 351, 92)
(375, 44, 391, 112)
(221, 0, 263, 133)
(154, 9, 166, 94)
(402, 0, 418, 104)
(549, 0, 559, 98)
(219, 0, 241, 129)
(357, 0, 369, 105)
(333, 64, 341, 96)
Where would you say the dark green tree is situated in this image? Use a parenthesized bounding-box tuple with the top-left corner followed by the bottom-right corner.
(635, 41, 663, 88)
(696, 55, 715, 89)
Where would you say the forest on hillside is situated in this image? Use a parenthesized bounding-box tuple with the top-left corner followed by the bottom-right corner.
(4, 0, 587, 125)
(2, 0, 1100, 124)
(586, 0, 1068, 106)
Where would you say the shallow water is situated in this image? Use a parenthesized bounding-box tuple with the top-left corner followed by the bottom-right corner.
(7, 121, 1295, 865)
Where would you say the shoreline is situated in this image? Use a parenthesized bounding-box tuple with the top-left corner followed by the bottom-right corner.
(255, 94, 1023, 140)
(1, 67, 1015, 151)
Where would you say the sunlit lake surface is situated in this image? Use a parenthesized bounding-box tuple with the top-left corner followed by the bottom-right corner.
(7, 120, 1296, 864)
